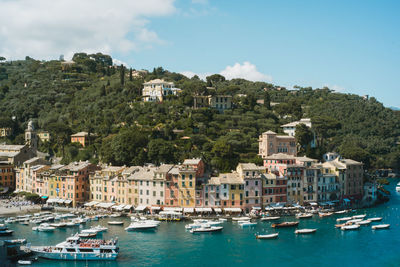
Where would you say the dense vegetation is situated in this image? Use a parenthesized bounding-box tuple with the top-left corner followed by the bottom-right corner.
(0, 53, 399, 172)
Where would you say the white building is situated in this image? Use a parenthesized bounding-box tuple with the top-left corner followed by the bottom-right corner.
(142, 79, 181, 102)
(281, 118, 316, 148)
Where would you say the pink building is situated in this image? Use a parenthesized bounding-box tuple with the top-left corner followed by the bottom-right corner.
(236, 163, 264, 213)
(165, 166, 180, 207)
(258, 131, 297, 158)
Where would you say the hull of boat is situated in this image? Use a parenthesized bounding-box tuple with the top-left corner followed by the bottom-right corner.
(32, 250, 118, 260)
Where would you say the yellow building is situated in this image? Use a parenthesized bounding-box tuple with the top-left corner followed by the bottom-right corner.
(178, 166, 196, 208)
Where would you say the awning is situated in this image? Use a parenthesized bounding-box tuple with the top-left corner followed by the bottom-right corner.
(224, 208, 242, 212)
(95, 202, 115, 208)
(252, 207, 261, 210)
(195, 207, 212, 212)
(41, 196, 48, 199)
(46, 198, 58, 203)
(84, 201, 98, 207)
(214, 208, 222, 213)
(343, 198, 351, 203)
(183, 208, 194, 213)
(163, 207, 182, 212)
(64, 200, 72, 204)
(57, 199, 65, 204)
(265, 207, 274, 211)
(310, 202, 318, 206)
(135, 205, 147, 211)
(123, 205, 132, 210)
(112, 204, 125, 210)
(159, 211, 182, 215)
(151, 206, 161, 210)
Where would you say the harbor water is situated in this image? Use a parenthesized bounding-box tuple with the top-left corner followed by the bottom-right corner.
(1, 179, 400, 267)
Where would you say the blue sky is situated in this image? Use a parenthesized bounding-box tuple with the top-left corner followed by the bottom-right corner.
(1, 0, 399, 107)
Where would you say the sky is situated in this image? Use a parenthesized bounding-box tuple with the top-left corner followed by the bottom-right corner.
(0, 0, 399, 108)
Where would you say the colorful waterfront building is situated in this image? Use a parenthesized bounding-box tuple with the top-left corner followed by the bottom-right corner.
(164, 166, 180, 207)
(89, 166, 126, 202)
(41, 161, 99, 207)
(15, 157, 48, 192)
(0, 160, 14, 189)
(236, 163, 264, 213)
(206, 172, 244, 210)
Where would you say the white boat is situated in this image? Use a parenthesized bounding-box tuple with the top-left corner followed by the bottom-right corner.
(49, 222, 67, 228)
(334, 210, 347, 214)
(295, 228, 317, 234)
(261, 216, 280, 221)
(372, 224, 390, 230)
(185, 223, 203, 230)
(352, 214, 366, 219)
(81, 225, 107, 234)
(108, 221, 124, 225)
(319, 212, 333, 217)
(190, 225, 223, 233)
(346, 219, 363, 224)
(218, 218, 227, 222)
(78, 232, 97, 238)
(341, 224, 360, 231)
(232, 217, 250, 221)
(239, 221, 257, 227)
(66, 221, 77, 227)
(192, 219, 209, 224)
(34, 223, 56, 232)
(30, 234, 119, 260)
(336, 217, 353, 222)
(110, 213, 121, 218)
(296, 213, 313, 219)
(356, 220, 371, 225)
(125, 221, 159, 231)
(17, 260, 32, 265)
(256, 233, 279, 239)
(368, 217, 382, 222)
(396, 182, 400, 192)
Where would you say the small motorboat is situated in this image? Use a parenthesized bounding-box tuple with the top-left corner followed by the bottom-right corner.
(218, 218, 227, 222)
(78, 232, 97, 238)
(334, 210, 347, 214)
(17, 260, 32, 265)
(190, 226, 223, 233)
(108, 221, 124, 225)
(356, 220, 371, 225)
(319, 212, 333, 217)
(396, 182, 400, 192)
(271, 222, 299, 228)
(232, 217, 250, 221)
(295, 228, 317, 234)
(341, 224, 360, 231)
(0, 229, 14, 236)
(110, 213, 121, 218)
(372, 224, 390, 230)
(261, 216, 280, 221)
(368, 217, 382, 222)
(352, 214, 366, 219)
(256, 233, 279, 239)
(336, 217, 353, 222)
(346, 219, 363, 224)
(296, 213, 313, 219)
(239, 221, 257, 227)
(3, 239, 27, 245)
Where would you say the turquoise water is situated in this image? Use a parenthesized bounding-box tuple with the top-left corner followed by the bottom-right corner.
(2, 179, 400, 267)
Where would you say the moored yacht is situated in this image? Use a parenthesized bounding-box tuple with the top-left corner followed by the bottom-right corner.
(31, 235, 119, 260)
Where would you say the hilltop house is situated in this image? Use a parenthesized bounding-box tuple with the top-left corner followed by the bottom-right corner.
(142, 79, 181, 102)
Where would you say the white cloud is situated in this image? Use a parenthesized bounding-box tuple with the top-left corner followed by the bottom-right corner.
(180, 70, 211, 81)
(220, 62, 272, 82)
(0, 0, 176, 60)
(112, 58, 130, 68)
(323, 84, 346, 92)
(181, 61, 272, 82)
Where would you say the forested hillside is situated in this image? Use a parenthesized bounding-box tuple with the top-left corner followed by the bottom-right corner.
(0, 53, 399, 172)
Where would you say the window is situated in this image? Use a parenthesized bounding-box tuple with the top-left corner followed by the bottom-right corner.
(186, 200, 189, 205)
(182, 181, 185, 187)
(189, 174, 193, 179)
(255, 181, 258, 186)
(232, 201, 235, 206)
(160, 191, 163, 197)
(189, 182, 192, 187)
(182, 174, 185, 179)
(231, 185, 235, 190)
(153, 191, 156, 197)
(146, 190, 149, 195)
(246, 181, 249, 186)
(255, 191, 258, 196)
(231, 194, 234, 200)
(245, 191, 249, 197)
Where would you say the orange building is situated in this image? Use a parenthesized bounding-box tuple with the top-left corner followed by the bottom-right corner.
(0, 161, 15, 189)
(70, 132, 94, 147)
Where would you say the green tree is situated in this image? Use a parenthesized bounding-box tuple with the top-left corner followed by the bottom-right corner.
(120, 65, 125, 86)
(295, 124, 313, 154)
(206, 74, 225, 87)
